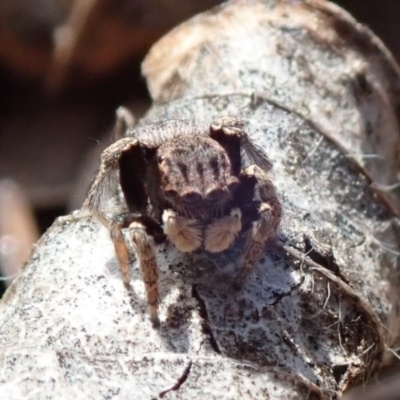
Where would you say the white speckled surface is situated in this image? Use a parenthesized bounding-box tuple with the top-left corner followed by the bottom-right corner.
(1, 0, 400, 398)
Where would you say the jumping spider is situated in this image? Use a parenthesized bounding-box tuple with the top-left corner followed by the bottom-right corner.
(84, 109, 282, 326)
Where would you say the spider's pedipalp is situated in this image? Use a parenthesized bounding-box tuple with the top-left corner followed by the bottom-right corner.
(162, 209, 202, 252)
(205, 207, 242, 253)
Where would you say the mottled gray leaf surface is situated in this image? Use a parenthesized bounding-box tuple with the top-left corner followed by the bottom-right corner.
(1, 0, 400, 399)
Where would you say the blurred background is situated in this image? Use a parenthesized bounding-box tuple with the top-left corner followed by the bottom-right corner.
(0, 0, 398, 291)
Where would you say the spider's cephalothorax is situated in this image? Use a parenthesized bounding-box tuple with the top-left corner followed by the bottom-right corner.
(84, 110, 282, 326)
(153, 135, 239, 219)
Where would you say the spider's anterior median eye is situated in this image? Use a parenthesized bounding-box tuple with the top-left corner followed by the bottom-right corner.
(157, 155, 165, 163)
(205, 188, 225, 202)
(181, 191, 202, 205)
(164, 189, 178, 199)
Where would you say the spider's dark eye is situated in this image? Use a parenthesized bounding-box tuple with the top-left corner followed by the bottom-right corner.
(164, 189, 178, 198)
(181, 191, 202, 205)
(205, 188, 225, 202)
(157, 155, 165, 163)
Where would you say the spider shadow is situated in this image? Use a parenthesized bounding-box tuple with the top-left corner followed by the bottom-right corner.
(105, 256, 150, 313)
(182, 233, 351, 388)
(105, 249, 193, 354)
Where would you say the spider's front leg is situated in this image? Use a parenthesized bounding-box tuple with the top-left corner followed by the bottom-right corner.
(110, 213, 166, 326)
(235, 165, 282, 286)
(83, 136, 140, 226)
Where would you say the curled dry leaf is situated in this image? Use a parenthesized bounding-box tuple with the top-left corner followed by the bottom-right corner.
(1, 0, 400, 399)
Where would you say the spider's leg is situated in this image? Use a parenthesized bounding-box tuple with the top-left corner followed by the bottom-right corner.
(162, 209, 201, 252)
(110, 213, 134, 284)
(83, 137, 142, 226)
(209, 116, 272, 174)
(235, 165, 282, 286)
(209, 116, 243, 176)
(110, 213, 165, 326)
(129, 220, 161, 327)
(113, 106, 136, 140)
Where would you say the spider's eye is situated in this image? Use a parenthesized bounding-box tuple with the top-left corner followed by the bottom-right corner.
(164, 189, 178, 199)
(157, 155, 165, 163)
(181, 191, 202, 205)
(205, 188, 225, 202)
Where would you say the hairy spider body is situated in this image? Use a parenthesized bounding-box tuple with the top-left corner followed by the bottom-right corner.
(84, 110, 281, 326)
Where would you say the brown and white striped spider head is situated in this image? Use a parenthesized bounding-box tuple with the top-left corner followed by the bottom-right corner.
(155, 135, 240, 218)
